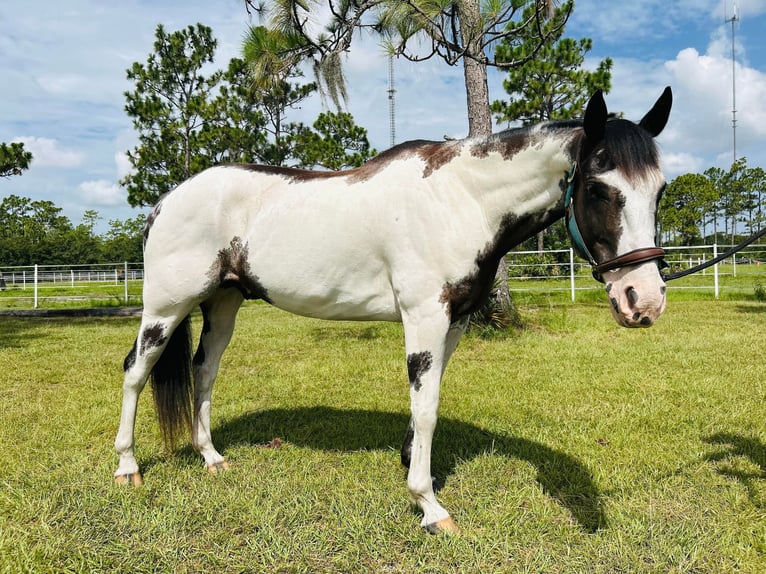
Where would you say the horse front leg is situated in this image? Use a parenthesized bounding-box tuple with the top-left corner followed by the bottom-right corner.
(401, 316, 467, 469)
(401, 305, 462, 534)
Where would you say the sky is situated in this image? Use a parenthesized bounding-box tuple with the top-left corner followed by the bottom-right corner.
(1, 0, 765, 233)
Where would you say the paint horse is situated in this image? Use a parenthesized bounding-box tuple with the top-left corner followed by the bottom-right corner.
(115, 88, 672, 534)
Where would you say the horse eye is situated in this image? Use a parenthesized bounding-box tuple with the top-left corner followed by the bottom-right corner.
(587, 184, 610, 203)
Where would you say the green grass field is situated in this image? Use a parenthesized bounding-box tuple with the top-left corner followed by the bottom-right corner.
(1, 293, 765, 572)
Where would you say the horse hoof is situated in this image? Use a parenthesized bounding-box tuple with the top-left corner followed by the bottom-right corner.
(114, 472, 143, 486)
(424, 517, 460, 535)
(207, 460, 231, 474)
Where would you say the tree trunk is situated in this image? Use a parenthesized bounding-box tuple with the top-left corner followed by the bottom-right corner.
(460, 0, 519, 328)
(463, 56, 492, 137)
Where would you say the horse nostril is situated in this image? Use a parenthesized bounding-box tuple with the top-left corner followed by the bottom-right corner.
(626, 287, 639, 306)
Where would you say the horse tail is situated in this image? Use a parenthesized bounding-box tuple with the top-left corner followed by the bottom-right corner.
(150, 314, 193, 449)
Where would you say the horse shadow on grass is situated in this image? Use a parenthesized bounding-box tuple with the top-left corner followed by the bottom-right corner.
(210, 406, 607, 532)
(704, 432, 766, 507)
(735, 304, 766, 315)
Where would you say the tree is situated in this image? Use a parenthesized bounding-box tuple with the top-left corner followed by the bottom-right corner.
(242, 25, 318, 166)
(199, 57, 269, 166)
(244, 0, 564, 326)
(659, 173, 714, 245)
(122, 24, 227, 206)
(747, 165, 766, 233)
(291, 112, 377, 170)
(101, 215, 147, 263)
(703, 166, 726, 241)
(256, 76, 316, 166)
(491, 3, 611, 126)
(718, 158, 753, 243)
(0, 142, 32, 178)
(0, 195, 75, 265)
(246, 1, 563, 137)
(123, 24, 375, 207)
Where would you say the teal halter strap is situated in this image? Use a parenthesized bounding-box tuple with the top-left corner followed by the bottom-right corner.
(563, 162, 597, 267)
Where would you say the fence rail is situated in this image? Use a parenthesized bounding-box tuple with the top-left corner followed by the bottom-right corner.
(2, 244, 766, 309)
(0, 262, 143, 309)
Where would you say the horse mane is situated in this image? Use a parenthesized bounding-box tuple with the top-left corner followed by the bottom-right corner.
(536, 117, 660, 180)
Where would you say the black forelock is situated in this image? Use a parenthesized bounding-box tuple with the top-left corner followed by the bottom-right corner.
(597, 119, 660, 180)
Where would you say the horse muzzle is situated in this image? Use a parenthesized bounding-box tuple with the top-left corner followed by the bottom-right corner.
(604, 266, 667, 328)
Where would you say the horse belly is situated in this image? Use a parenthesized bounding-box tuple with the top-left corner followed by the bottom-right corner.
(249, 235, 400, 321)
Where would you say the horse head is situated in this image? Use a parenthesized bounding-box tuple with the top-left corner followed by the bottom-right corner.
(568, 87, 672, 328)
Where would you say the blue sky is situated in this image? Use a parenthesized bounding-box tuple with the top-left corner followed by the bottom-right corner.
(1, 0, 765, 233)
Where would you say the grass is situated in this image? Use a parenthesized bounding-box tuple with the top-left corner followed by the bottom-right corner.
(1, 295, 765, 572)
(0, 280, 143, 310)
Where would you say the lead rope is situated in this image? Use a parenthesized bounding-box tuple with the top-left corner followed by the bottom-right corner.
(662, 226, 766, 281)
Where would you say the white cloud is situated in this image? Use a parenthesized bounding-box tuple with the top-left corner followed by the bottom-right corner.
(115, 151, 132, 180)
(78, 179, 125, 206)
(13, 136, 84, 168)
(661, 151, 706, 178)
(663, 44, 766, 155)
(36, 74, 88, 95)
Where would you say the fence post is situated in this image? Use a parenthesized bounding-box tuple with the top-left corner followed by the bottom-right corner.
(34, 264, 38, 309)
(124, 261, 129, 303)
(713, 243, 719, 299)
(569, 248, 576, 302)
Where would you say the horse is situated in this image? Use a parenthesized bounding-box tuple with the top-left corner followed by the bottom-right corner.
(114, 87, 672, 534)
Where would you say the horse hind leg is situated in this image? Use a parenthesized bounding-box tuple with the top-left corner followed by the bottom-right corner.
(114, 311, 193, 485)
(191, 289, 244, 473)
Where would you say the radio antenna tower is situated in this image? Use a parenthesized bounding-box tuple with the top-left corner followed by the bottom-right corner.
(726, 2, 739, 162)
(388, 54, 396, 148)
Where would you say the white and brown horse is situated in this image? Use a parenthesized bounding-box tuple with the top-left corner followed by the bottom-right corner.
(115, 88, 672, 533)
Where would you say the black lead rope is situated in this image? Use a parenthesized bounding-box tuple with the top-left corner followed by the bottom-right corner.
(662, 226, 766, 282)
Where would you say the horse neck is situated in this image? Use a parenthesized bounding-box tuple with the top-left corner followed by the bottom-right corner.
(450, 127, 580, 233)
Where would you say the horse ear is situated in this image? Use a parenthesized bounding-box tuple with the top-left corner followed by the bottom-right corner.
(639, 86, 673, 137)
(583, 90, 607, 146)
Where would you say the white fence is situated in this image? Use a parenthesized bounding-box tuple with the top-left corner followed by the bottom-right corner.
(505, 244, 766, 300)
(0, 262, 143, 308)
(1, 245, 765, 309)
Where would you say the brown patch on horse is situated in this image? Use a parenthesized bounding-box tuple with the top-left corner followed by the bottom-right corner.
(228, 140, 464, 184)
(440, 211, 560, 322)
(228, 164, 343, 185)
(470, 130, 530, 161)
(140, 323, 167, 354)
(406, 351, 433, 391)
(346, 140, 458, 182)
(143, 201, 163, 244)
(208, 237, 271, 302)
(417, 142, 462, 178)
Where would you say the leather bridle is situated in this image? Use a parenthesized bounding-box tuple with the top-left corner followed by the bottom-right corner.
(563, 162, 666, 283)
